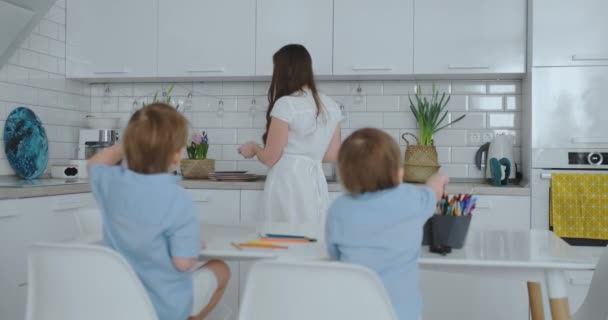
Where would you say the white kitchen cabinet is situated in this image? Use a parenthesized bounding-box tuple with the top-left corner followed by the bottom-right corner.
(0, 200, 29, 320)
(66, 0, 158, 79)
(533, 0, 608, 67)
(333, 0, 414, 76)
(255, 0, 333, 76)
(189, 190, 240, 225)
(158, 0, 256, 77)
(414, 0, 526, 74)
(469, 195, 530, 231)
(421, 195, 531, 320)
(239, 190, 263, 225)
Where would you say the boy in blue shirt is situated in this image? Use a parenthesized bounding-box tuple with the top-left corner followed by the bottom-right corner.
(326, 128, 448, 320)
(88, 103, 230, 320)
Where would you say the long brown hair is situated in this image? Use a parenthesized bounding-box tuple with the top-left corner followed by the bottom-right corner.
(263, 44, 323, 144)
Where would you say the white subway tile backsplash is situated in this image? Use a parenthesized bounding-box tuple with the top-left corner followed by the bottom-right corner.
(487, 81, 520, 94)
(193, 112, 223, 128)
(331, 95, 365, 111)
(348, 81, 382, 96)
(48, 39, 65, 58)
(469, 96, 503, 111)
(19, 49, 39, 69)
(382, 112, 416, 129)
(222, 82, 253, 96)
(221, 145, 244, 161)
(505, 96, 521, 111)
(348, 112, 383, 129)
(58, 24, 66, 42)
(445, 95, 468, 111)
(467, 164, 485, 178)
(237, 161, 268, 175)
(253, 82, 271, 95)
(237, 129, 264, 144)
(318, 81, 348, 95)
(383, 81, 416, 95)
(39, 54, 59, 73)
(45, 6, 65, 25)
(118, 97, 135, 113)
(194, 82, 223, 96)
(7, 65, 29, 85)
(252, 112, 267, 128)
(433, 130, 468, 147)
(451, 81, 487, 94)
(132, 83, 162, 97)
(101, 97, 119, 112)
(439, 164, 468, 178)
(487, 113, 519, 128)
(366, 95, 399, 111)
(436, 147, 451, 163)
(38, 19, 59, 39)
(451, 147, 479, 164)
(200, 129, 237, 145)
(215, 161, 237, 172)
(222, 112, 251, 128)
(29, 34, 49, 53)
(417, 81, 451, 94)
(236, 96, 263, 112)
(451, 112, 485, 129)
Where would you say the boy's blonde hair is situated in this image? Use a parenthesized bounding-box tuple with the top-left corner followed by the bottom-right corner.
(338, 128, 402, 194)
(123, 103, 188, 174)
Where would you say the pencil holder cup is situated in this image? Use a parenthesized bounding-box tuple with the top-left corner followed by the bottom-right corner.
(422, 215, 472, 249)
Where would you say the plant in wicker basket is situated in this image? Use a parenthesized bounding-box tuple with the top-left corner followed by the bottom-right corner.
(181, 131, 215, 179)
(403, 84, 466, 183)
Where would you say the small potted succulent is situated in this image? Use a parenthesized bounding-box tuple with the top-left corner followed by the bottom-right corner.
(180, 131, 215, 179)
(403, 84, 465, 183)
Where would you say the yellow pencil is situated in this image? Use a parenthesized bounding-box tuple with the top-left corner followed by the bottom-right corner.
(231, 242, 243, 250)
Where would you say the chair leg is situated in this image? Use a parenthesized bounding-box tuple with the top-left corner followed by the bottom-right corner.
(549, 298, 571, 320)
(528, 282, 546, 320)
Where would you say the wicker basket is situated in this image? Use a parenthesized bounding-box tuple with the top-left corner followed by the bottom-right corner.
(180, 159, 215, 179)
(402, 133, 441, 183)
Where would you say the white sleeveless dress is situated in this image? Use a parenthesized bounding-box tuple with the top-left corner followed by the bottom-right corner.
(260, 90, 342, 227)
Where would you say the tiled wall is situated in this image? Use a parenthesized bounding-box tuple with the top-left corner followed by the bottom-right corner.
(0, 0, 90, 175)
(90, 80, 522, 178)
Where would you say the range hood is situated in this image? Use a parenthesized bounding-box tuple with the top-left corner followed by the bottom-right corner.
(0, 0, 57, 68)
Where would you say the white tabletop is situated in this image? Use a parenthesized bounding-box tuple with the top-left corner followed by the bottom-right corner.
(199, 225, 597, 270)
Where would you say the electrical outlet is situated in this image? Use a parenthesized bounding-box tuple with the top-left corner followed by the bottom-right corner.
(482, 132, 494, 143)
(469, 132, 481, 144)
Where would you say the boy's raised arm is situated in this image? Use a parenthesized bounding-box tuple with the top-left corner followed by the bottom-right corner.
(87, 144, 124, 172)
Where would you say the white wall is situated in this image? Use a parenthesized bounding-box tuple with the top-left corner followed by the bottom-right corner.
(0, 0, 90, 175)
(90, 80, 522, 178)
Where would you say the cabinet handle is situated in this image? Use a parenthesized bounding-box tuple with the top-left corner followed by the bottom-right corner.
(53, 202, 85, 212)
(351, 66, 393, 72)
(18, 282, 27, 287)
(187, 68, 226, 73)
(540, 173, 552, 180)
(571, 54, 608, 61)
(448, 65, 490, 70)
(93, 70, 129, 74)
(193, 196, 210, 203)
(0, 209, 19, 219)
(571, 137, 608, 144)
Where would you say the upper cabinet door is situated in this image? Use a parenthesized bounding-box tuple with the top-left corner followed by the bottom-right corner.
(414, 0, 526, 74)
(334, 0, 413, 76)
(158, 0, 255, 77)
(533, 0, 608, 67)
(255, 0, 333, 76)
(66, 0, 158, 79)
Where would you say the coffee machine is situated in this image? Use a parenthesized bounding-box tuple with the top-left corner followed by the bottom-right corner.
(78, 129, 119, 160)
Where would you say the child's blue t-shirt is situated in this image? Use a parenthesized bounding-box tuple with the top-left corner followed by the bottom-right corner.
(90, 164, 200, 320)
(326, 183, 436, 320)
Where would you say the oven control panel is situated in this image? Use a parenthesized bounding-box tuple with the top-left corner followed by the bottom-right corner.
(568, 152, 608, 165)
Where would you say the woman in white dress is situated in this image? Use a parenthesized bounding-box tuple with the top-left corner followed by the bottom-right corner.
(238, 44, 342, 225)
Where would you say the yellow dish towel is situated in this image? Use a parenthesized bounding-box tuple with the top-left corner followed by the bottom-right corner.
(551, 173, 608, 240)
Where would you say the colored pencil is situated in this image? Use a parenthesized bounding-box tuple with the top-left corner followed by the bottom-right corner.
(258, 238, 312, 243)
(238, 242, 288, 249)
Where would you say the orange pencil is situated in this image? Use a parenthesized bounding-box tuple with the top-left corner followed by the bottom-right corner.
(258, 237, 311, 243)
(238, 242, 288, 249)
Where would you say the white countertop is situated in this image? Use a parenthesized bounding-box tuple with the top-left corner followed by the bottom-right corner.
(0, 175, 530, 200)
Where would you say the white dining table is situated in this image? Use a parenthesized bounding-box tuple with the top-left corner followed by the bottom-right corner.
(199, 225, 596, 320)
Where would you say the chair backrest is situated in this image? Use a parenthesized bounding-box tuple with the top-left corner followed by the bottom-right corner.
(572, 246, 608, 320)
(238, 260, 398, 320)
(26, 242, 158, 320)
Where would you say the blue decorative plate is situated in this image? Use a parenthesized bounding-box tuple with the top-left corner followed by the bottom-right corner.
(3, 107, 49, 179)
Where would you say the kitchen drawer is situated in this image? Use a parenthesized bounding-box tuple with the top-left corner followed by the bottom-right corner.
(189, 190, 240, 225)
(468, 195, 530, 231)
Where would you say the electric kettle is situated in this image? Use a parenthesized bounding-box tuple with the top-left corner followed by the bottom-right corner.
(485, 134, 515, 180)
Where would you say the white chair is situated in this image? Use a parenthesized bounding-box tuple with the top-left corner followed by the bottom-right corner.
(572, 246, 608, 320)
(238, 260, 398, 320)
(26, 242, 158, 320)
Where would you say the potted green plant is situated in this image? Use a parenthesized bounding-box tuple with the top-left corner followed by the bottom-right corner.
(181, 131, 215, 179)
(144, 84, 182, 110)
(402, 84, 465, 182)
